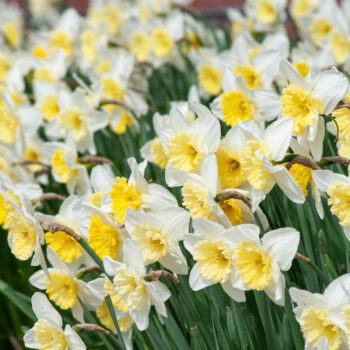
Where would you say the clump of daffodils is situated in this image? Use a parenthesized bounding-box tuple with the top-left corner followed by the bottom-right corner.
(2, 0, 350, 349)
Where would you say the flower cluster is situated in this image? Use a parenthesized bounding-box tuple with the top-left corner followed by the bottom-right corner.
(1, 0, 350, 349)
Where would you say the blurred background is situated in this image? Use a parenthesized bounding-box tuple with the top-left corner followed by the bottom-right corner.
(6, 0, 245, 20)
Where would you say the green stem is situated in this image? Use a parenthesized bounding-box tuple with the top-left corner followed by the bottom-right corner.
(105, 296, 127, 350)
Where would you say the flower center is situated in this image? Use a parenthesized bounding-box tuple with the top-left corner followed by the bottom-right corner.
(58, 109, 88, 142)
(241, 139, 272, 191)
(327, 182, 350, 226)
(151, 28, 173, 57)
(167, 132, 203, 172)
(234, 64, 262, 89)
(281, 84, 324, 135)
(235, 241, 272, 290)
(45, 229, 82, 263)
(194, 238, 233, 283)
(50, 29, 73, 57)
(46, 272, 77, 309)
(300, 307, 343, 350)
(216, 146, 246, 188)
(129, 32, 150, 61)
(33, 319, 66, 350)
(182, 181, 214, 220)
(51, 149, 78, 184)
(151, 137, 168, 169)
(0, 105, 18, 144)
(39, 95, 59, 121)
(110, 177, 143, 224)
(132, 224, 168, 263)
(289, 163, 312, 196)
(113, 265, 147, 310)
(308, 17, 332, 46)
(88, 215, 122, 260)
(7, 209, 36, 260)
(198, 64, 222, 95)
(104, 279, 128, 312)
(256, 0, 277, 24)
(332, 107, 350, 143)
(219, 198, 244, 226)
(220, 90, 255, 126)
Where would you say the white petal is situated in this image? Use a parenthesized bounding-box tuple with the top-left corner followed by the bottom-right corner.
(312, 169, 349, 193)
(221, 280, 246, 302)
(129, 306, 150, 331)
(64, 324, 87, 350)
(192, 218, 226, 238)
(103, 256, 122, 276)
(264, 267, 285, 306)
(189, 264, 215, 291)
(261, 228, 300, 270)
(272, 165, 305, 204)
(264, 117, 294, 161)
(31, 292, 62, 328)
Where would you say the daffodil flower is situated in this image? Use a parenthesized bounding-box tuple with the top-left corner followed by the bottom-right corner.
(46, 89, 108, 154)
(245, 0, 287, 30)
(312, 169, 350, 240)
(43, 130, 91, 195)
(183, 218, 246, 302)
(125, 207, 189, 274)
(90, 51, 148, 134)
(29, 247, 101, 322)
(108, 157, 178, 224)
(279, 59, 347, 160)
(239, 118, 305, 210)
(36, 195, 92, 264)
(211, 68, 281, 127)
(6, 194, 46, 269)
(160, 104, 220, 174)
(24, 292, 86, 349)
(103, 239, 171, 331)
(230, 223, 300, 305)
(289, 274, 350, 350)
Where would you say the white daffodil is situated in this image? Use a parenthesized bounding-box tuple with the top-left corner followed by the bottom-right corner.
(6, 194, 45, 269)
(0, 2, 23, 49)
(103, 239, 171, 331)
(141, 112, 170, 169)
(239, 118, 305, 210)
(183, 218, 246, 302)
(91, 51, 148, 135)
(289, 274, 350, 350)
(312, 169, 350, 240)
(0, 170, 42, 227)
(159, 104, 220, 174)
(229, 36, 284, 90)
(141, 86, 200, 169)
(211, 68, 281, 127)
(30, 247, 100, 322)
(32, 50, 68, 84)
(166, 153, 259, 228)
(24, 292, 86, 349)
(149, 11, 184, 68)
(279, 59, 347, 160)
(230, 223, 300, 305)
(46, 88, 108, 154)
(108, 157, 178, 224)
(47, 8, 81, 58)
(245, 0, 287, 30)
(34, 80, 67, 122)
(36, 195, 92, 265)
(88, 164, 115, 209)
(125, 207, 189, 274)
(80, 201, 127, 262)
(193, 48, 226, 96)
(43, 130, 91, 195)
